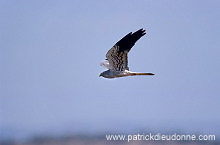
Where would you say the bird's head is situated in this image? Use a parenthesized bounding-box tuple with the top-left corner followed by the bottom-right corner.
(99, 71, 108, 78)
(99, 70, 115, 78)
(99, 72, 104, 77)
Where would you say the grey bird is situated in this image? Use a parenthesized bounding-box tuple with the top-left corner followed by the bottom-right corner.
(99, 28, 154, 79)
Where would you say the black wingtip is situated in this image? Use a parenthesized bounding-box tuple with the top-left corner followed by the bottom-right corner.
(135, 28, 146, 36)
(115, 28, 147, 52)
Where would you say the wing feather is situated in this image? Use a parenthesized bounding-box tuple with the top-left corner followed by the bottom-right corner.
(100, 59, 110, 69)
(106, 29, 146, 71)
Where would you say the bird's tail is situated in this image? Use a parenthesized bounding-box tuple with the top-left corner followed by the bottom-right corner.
(129, 72, 155, 76)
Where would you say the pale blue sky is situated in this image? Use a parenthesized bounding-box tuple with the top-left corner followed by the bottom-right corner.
(1, 0, 220, 140)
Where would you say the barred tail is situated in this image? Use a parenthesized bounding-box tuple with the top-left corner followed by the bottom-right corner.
(130, 72, 155, 76)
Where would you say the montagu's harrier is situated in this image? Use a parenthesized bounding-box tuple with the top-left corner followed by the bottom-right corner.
(99, 28, 154, 79)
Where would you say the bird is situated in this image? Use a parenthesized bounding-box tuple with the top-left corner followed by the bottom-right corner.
(99, 28, 154, 79)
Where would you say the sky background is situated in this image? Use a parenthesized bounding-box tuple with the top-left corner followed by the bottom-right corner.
(1, 0, 220, 141)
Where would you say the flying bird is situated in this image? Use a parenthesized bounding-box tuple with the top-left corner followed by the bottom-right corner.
(99, 28, 154, 79)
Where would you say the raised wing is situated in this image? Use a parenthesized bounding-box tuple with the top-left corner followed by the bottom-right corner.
(106, 28, 146, 71)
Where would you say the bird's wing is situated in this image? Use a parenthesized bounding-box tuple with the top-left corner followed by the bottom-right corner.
(100, 59, 110, 69)
(106, 28, 146, 71)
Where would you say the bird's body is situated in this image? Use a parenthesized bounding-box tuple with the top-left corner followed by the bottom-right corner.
(99, 28, 154, 79)
(100, 69, 154, 79)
